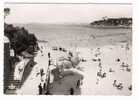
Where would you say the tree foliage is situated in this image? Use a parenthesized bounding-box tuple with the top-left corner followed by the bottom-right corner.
(4, 7, 38, 55)
(4, 23, 38, 55)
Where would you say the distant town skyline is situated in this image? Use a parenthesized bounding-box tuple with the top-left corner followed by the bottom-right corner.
(5, 4, 132, 24)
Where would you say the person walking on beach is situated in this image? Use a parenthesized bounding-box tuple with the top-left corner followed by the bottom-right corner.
(40, 68, 44, 81)
(43, 83, 46, 91)
(48, 52, 50, 58)
(48, 52, 51, 66)
(38, 83, 43, 95)
(40, 68, 44, 76)
(113, 80, 117, 87)
(48, 59, 51, 66)
(76, 80, 81, 88)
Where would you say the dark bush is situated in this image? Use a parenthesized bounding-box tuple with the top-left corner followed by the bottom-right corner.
(4, 23, 38, 55)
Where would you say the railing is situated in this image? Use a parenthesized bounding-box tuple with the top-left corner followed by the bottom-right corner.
(44, 56, 51, 95)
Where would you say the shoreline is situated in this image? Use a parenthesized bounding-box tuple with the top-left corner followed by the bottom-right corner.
(89, 25, 132, 29)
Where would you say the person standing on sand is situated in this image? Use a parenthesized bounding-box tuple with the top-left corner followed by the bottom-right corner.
(48, 52, 51, 66)
(40, 68, 44, 76)
(48, 59, 51, 66)
(113, 80, 117, 87)
(38, 83, 43, 95)
(70, 88, 74, 95)
(76, 80, 81, 88)
(40, 68, 44, 81)
(48, 52, 50, 58)
(43, 83, 46, 91)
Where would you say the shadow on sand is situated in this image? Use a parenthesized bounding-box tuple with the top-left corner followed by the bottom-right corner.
(20, 59, 37, 88)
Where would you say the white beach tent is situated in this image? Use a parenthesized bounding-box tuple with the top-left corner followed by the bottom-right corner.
(71, 52, 80, 67)
(4, 36, 10, 43)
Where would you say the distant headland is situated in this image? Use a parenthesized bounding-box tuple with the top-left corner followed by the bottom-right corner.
(90, 17, 132, 29)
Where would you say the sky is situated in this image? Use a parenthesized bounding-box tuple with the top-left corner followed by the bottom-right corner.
(5, 3, 132, 24)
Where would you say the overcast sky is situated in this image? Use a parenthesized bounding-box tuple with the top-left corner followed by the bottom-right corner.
(5, 4, 132, 24)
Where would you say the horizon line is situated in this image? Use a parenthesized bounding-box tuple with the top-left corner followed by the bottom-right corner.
(6, 16, 132, 25)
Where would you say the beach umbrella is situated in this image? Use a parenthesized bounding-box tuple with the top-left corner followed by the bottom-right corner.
(62, 60, 73, 69)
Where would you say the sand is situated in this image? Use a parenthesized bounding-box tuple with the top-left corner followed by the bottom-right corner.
(16, 41, 132, 95)
(15, 24, 132, 95)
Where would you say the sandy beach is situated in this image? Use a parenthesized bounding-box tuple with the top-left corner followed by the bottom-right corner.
(16, 39, 132, 95)
(11, 24, 131, 95)
(4, 3, 132, 95)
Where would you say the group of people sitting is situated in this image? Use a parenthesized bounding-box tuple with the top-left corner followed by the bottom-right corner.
(113, 80, 123, 90)
(52, 46, 67, 52)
